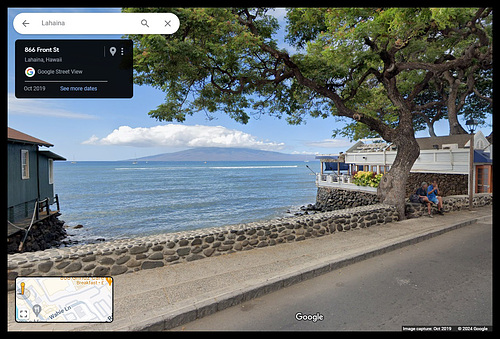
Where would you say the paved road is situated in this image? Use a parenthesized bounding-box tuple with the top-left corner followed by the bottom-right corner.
(171, 216, 492, 331)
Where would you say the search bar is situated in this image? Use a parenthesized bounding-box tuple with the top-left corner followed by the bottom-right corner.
(13, 13, 180, 35)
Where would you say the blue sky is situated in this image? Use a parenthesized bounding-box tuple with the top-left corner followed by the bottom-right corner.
(7, 8, 492, 161)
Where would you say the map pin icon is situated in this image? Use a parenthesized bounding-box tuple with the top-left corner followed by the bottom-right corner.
(33, 304, 42, 317)
(109, 47, 116, 56)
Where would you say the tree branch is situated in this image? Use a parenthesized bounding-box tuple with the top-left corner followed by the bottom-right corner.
(408, 71, 434, 102)
(473, 87, 493, 104)
(412, 100, 444, 113)
(235, 9, 394, 141)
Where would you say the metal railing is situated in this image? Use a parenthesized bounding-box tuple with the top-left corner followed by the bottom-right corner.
(317, 173, 352, 184)
(316, 173, 378, 193)
(7, 194, 60, 223)
(7, 194, 61, 252)
(7, 195, 61, 237)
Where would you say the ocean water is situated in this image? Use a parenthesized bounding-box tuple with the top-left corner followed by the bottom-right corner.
(54, 161, 320, 243)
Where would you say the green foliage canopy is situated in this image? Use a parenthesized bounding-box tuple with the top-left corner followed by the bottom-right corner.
(124, 7, 492, 141)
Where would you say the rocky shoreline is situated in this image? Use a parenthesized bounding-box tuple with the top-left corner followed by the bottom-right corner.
(7, 193, 492, 290)
(58, 202, 323, 249)
(7, 214, 68, 254)
(7, 203, 399, 289)
(8, 203, 321, 254)
(8, 188, 379, 252)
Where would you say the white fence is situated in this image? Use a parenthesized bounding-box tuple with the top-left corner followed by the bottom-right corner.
(345, 148, 471, 175)
(316, 173, 378, 193)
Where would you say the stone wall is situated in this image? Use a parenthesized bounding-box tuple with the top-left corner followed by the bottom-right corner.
(406, 173, 468, 197)
(315, 187, 380, 211)
(405, 193, 492, 218)
(316, 173, 470, 214)
(7, 204, 399, 290)
(7, 193, 491, 291)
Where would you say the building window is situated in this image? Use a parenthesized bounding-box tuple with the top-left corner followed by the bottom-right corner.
(21, 150, 29, 179)
(48, 158, 54, 184)
(476, 165, 492, 193)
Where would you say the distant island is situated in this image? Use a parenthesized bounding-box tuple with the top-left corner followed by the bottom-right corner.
(129, 147, 318, 162)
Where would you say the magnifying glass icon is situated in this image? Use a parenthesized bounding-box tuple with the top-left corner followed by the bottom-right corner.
(141, 19, 149, 28)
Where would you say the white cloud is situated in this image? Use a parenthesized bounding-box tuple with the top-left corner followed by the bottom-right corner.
(8, 93, 97, 120)
(82, 124, 286, 151)
(290, 150, 319, 155)
(271, 8, 287, 20)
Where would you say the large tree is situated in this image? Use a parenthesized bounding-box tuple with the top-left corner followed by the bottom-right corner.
(124, 7, 492, 219)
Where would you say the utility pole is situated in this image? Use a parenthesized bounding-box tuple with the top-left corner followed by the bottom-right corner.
(466, 119, 478, 211)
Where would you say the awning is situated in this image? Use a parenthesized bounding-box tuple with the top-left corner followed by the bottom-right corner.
(474, 150, 492, 164)
(324, 162, 349, 171)
(315, 155, 339, 160)
(38, 150, 66, 161)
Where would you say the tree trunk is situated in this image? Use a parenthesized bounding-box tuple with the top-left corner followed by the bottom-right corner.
(377, 124, 420, 220)
(444, 71, 468, 135)
(427, 121, 437, 137)
(448, 108, 468, 135)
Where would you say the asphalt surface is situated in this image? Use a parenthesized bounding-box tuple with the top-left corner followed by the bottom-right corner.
(171, 215, 493, 331)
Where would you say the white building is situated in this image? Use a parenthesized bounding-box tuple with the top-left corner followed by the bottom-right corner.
(316, 131, 492, 194)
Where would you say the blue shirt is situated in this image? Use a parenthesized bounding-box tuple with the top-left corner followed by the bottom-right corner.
(427, 184, 437, 199)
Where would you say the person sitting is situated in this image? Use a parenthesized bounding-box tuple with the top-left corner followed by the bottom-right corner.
(427, 179, 444, 215)
(415, 182, 433, 218)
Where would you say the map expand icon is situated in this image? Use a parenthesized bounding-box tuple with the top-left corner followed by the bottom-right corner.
(15, 277, 113, 323)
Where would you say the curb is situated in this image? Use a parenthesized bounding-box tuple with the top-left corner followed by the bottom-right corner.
(130, 213, 490, 331)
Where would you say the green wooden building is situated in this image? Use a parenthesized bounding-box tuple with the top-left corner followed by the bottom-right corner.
(7, 127, 66, 225)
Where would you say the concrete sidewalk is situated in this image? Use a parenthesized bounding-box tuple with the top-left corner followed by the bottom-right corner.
(7, 206, 492, 331)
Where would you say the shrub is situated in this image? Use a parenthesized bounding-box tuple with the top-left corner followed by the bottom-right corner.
(353, 171, 383, 188)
